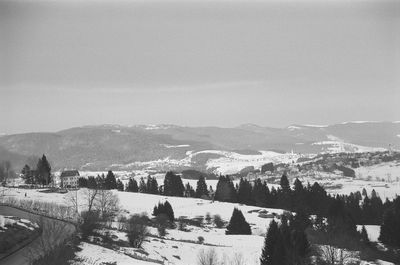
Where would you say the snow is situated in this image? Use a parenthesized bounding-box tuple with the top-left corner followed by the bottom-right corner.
(357, 225, 381, 242)
(312, 138, 387, 153)
(74, 242, 156, 264)
(354, 162, 400, 182)
(302, 124, 328, 128)
(340, 121, 378, 124)
(191, 150, 300, 175)
(162, 144, 190, 148)
(0, 214, 38, 231)
(287, 125, 301, 130)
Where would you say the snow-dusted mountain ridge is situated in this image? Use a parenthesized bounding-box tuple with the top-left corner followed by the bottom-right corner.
(0, 121, 398, 171)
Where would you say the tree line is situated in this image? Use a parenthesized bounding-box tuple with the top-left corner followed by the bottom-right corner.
(21, 154, 52, 186)
(76, 169, 400, 250)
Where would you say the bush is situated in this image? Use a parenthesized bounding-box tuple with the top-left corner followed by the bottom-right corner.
(197, 248, 219, 265)
(178, 216, 187, 231)
(198, 236, 205, 244)
(155, 214, 170, 237)
(152, 201, 175, 222)
(213, 214, 224, 228)
(127, 214, 149, 248)
(32, 236, 79, 265)
(80, 211, 100, 239)
(117, 215, 127, 231)
(205, 212, 212, 224)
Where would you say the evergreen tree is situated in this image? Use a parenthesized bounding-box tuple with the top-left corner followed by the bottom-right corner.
(360, 225, 369, 244)
(225, 208, 251, 235)
(185, 182, 195, 197)
(21, 164, 33, 184)
(163, 171, 184, 197)
(78, 177, 88, 187)
(87, 176, 97, 189)
(215, 175, 237, 202)
(151, 177, 159, 194)
(362, 188, 367, 197)
(105, 170, 117, 189)
(260, 219, 279, 265)
(280, 174, 290, 193)
(128, 178, 139, 192)
(116, 179, 124, 191)
(139, 177, 147, 193)
(379, 197, 400, 247)
(237, 178, 253, 205)
(253, 178, 267, 207)
(195, 175, 208, 198)
(36, 154, 51, 185)
(153, 201, 175, 222)
(96, 174, 106, 189)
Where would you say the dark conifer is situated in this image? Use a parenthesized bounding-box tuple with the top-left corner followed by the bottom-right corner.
(105, 170, 117, 189)
(225, 208, 251, 235)
(260, 219, 279, 265)
(126, 178, 139, 192)
(195, 175, 208, 198)
(116, 179, 124, 191)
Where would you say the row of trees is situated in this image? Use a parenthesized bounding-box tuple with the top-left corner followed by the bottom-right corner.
(80, 171, 212, 199)
(213, 174, 390, 226)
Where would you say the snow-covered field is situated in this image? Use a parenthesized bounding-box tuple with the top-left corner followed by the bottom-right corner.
(4, 188, 283, 265)
(3, 187, 397, 265)
(92, 149, 304, 175)
(354, 162, 400, 182)
(357, 225, 381, 242)
(312, 135, 387, 153)
(189, 150, 301, 175)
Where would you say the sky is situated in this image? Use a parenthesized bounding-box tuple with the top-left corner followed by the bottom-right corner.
(0, 0, 399, 134)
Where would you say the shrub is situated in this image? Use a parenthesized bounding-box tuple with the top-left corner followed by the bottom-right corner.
(32, 236, 79, 265)
(127, 214, 149, 248)
(155, 214, 170, 237)
(198, 236, 205, 244)
(152, 201, 175, 222)
(178, 216, 187, 231)
(205, 212, 212, 224)
(197, 248, 219, 265)
(213, 214, 224, 228)
(80, 211, 100, 239)
(117, 215, 127, 231)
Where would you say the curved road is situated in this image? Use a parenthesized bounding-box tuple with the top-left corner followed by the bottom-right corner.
(0, 206, 76, 265)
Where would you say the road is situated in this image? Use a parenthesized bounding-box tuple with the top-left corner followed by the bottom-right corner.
(0, 206, 76, 265)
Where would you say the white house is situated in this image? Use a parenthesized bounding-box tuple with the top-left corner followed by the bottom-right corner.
(60, 170, 80, 188)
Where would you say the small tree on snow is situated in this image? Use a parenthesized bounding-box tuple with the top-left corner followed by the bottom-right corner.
(225, 208, 251, 235)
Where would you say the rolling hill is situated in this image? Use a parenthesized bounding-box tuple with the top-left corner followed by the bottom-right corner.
(0, 122, 399, 172)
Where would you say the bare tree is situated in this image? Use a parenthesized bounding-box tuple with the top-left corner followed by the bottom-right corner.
(84, 188, 98, 213)
(94, 189, 119, 219)
(66, 189, 79, 217)
(319, 244, 358, 265)
(126, 214, 149, 248)
(197, 248, 219, 265)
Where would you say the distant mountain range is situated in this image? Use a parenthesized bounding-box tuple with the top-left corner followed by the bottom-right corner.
(0, 122, 399, 173)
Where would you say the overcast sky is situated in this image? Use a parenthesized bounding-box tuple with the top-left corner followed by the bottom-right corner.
(0, 0, 399, 134)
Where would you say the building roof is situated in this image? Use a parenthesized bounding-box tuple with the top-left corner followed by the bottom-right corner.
(60, 170, 80, 178)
